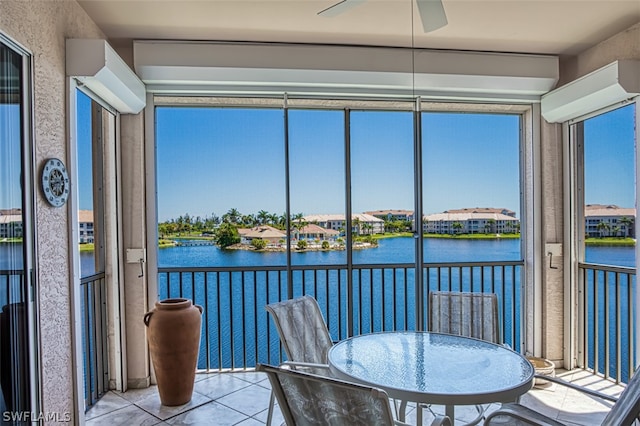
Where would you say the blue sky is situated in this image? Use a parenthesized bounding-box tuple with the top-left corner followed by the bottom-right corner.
(0, 104, 22, 210)
(153, 104, 637, 222)
(155, 107, 523, 222)
(44, 98, 637, 222)
(77, 91, 95, 210)
(584, 104, 636, 208)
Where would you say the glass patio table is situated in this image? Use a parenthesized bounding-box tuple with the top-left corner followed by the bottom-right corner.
(328, 331, 534, 425)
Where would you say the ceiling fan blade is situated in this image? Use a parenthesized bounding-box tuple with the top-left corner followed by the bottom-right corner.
(318, 0, 367, 17)
(415, 0, 448, 32)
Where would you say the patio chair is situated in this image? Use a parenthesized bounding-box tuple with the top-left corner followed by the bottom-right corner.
(429, 291, 501, 344)
(422, 291, 502, 425)
(484, 370, 640, 425)
(265, 296, 334, 425)
(257, 363, 452, 426)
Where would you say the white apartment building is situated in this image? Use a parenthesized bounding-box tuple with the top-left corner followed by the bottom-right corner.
(444, 207, 517, 218)
(424, 211, 520, 234)
(585, 204, 636, 238)
(78, 210, 95, 243)
(0, 214, 22, 239)
(364, 209, 415, 222)
(303, 213, 385, 235)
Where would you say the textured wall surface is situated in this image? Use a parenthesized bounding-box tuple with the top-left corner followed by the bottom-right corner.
(0, 1, 104, 423)
(559, 22, 640, 85)
(120, 113, 151, 389)
(540, 120, 564, 366)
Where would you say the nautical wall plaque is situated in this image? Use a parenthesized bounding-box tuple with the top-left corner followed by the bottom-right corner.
(41, 158, 70, 207)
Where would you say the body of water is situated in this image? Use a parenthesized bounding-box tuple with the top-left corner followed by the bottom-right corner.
(151, 238, 635, 378)
(158, 237, 524, 268)
(3, 239, 636, 379)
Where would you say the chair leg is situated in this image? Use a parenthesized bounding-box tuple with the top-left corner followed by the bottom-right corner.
(398, 400, 408, 422)
(266, 391, 275, 426)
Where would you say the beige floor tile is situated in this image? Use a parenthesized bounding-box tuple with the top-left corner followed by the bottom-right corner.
(85, 368, 624, 425)
(85, 392, 132, 420)
(86, 405, 162, 426)
(136, 391, 212, 421)
(165, 401, 248, 425)
(194, 374, 253, 400)
(216, 384, 272, 417)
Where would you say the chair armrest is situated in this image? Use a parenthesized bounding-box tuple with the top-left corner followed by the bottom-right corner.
(430, 415, 452, 426)
(485, 403, 565, 426)
(281, 361, 330, 370)
(394, 415, 450, 426)
(534, 374, 618, 403)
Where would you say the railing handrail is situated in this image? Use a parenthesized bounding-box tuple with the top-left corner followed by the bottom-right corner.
(157, 260, 525, 371)
(158, 259, 525, 274)
(577, 261, 636, 384)
(578, 262, 635, 275)
(80, 272, 106, 285)
(0, 269, 24, 275)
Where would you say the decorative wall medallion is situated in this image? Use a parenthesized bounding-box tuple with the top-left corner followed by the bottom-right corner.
(41, 158, 69, 207)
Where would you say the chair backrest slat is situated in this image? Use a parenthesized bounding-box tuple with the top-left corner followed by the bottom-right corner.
(602, 368, 640, 426)
(257, 363, 397, 426)
(429, 291, 501, 344)
(265, 295, 333, 365)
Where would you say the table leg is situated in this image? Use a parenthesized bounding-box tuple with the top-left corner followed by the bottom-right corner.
(445, 405, 455, 424)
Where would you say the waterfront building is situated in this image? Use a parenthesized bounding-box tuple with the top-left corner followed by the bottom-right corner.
(238, 225, 286, 245)
(297, 223, 340, 241)
(78, 210, 94, 243)
(423, 211, 520, 234)
(0, 214, 22, 239)
(444, 207, 517, 218)
(584, 204, 636, 238)
(303, 213, 385, 235)
(364, 209, 415, 222)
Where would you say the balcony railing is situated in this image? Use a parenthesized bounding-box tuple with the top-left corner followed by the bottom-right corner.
(578, 262, 637, 384)
(157, 261, 523, 371)
(80, 272, 108, 410)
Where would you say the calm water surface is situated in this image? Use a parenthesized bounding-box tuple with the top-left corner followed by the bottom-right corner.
(0, 238, 632, 278)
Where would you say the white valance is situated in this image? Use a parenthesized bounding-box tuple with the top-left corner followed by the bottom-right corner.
(541, 60, 640, 123)
(67, 39, 146, 114)
(133, 41, 558, 103)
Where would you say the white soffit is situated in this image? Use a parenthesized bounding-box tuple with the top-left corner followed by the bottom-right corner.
(67, 39, 146, 114)
(133, 41, 558, 102)
(541, 60, 640, 123)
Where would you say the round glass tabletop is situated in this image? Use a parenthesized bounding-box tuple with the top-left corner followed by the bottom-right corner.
(328, 331, 534, 405)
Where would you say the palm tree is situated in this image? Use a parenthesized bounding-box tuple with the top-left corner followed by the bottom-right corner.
(269, 213, 280, 227)
(291, 213, 307, 241)
(452, 222, 463, 235)
(596, 221, 610, 237)
(487, 218, 496, 234)
(619, 216, 634, 238)
(257, 210, 270, 225)
(223, 208, 241, 224)
(352, 217, 361, 236)
(241, 214, 256, 227)
(362, 222, 373, 235)
(611, 225, 621, 237)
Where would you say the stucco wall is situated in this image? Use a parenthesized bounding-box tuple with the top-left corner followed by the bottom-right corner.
(0, 1, 104, 423)
(559, 22, 640, 85)
(540, 120, 564, 366)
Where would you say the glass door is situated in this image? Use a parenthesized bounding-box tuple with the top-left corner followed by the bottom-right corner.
(0, 38, 34, 421)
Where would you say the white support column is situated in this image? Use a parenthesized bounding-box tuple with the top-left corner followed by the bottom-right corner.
(120, 112, 151, 388)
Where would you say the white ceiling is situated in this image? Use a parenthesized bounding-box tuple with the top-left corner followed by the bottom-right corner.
(78, 0, 639, 56)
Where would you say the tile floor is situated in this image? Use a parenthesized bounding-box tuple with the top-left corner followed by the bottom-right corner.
(85, 368, 625, 425)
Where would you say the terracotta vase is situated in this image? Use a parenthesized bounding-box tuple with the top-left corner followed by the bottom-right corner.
(144, 298, 203, 406)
